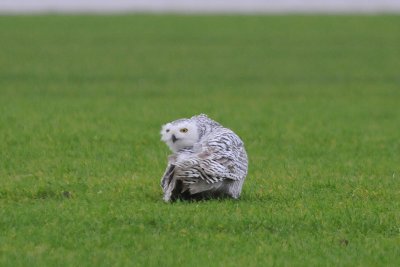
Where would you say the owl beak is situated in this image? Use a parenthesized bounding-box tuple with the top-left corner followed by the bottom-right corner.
(171, 134, 178, 143)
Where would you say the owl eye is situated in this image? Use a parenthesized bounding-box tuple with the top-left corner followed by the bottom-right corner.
(180, 128, 188, 133)
(166, 129, 170, 133)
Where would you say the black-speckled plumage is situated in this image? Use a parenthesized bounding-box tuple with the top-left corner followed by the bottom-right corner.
(160, 114, 248, 202)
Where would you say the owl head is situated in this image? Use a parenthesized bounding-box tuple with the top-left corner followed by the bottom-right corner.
(161, 118, 199, 152)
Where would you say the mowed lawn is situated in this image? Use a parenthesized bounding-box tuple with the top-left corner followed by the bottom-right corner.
(0, 15, 399, 266)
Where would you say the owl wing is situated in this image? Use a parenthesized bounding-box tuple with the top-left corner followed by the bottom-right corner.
(160, 163, 175, 190)
(175, 130, 248, 184)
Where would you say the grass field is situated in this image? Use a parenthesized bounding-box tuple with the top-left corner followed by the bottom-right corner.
(0, 15, 399, 266)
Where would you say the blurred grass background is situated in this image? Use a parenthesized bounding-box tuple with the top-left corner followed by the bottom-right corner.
(0, 15, 399, 266)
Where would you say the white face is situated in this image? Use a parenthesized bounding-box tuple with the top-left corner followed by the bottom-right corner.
(160, 120, 199, 152)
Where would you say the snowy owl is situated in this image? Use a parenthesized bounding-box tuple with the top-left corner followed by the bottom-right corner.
(160, 114, 248, 202)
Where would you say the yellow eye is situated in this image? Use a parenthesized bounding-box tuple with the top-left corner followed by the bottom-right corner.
(180, 128, 188, 133)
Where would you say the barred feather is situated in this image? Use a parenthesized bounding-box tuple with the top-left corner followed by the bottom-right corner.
(160, 114, 248, 202)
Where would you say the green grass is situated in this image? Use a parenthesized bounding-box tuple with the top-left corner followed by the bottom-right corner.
(0, 14, 400, 266)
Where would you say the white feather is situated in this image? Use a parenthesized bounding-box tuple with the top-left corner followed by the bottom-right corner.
(160, 114, 248, 202)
